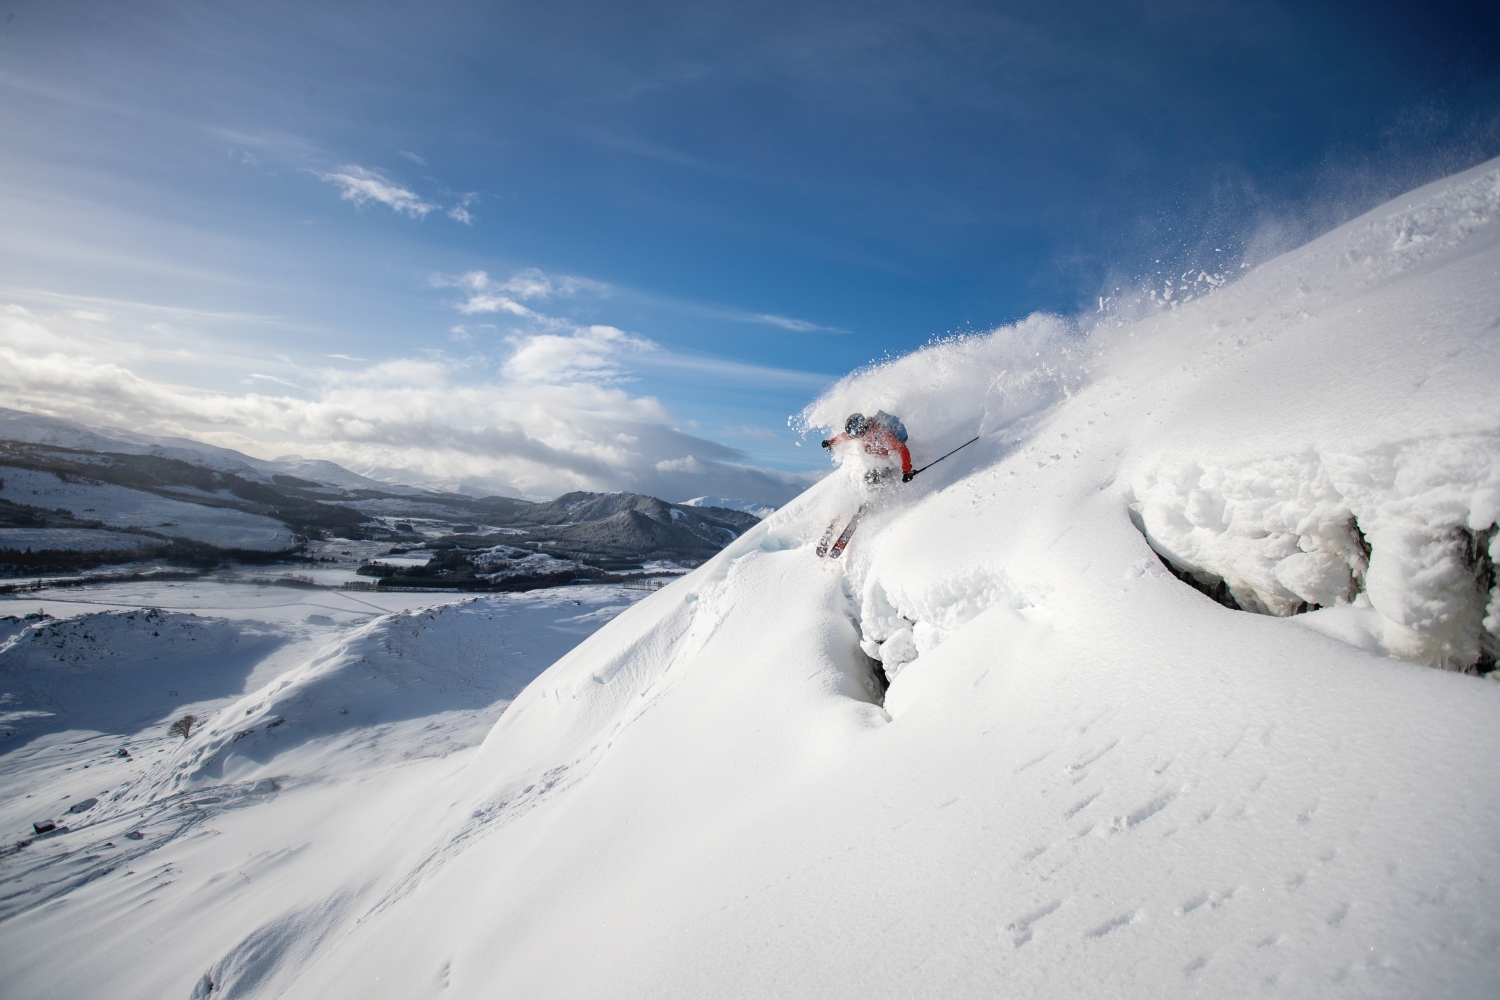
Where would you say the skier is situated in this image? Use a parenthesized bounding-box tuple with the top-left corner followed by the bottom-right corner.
(815, 413, 979, 559)
(816, 411, 913, 558)
(821, 411, 913, 483)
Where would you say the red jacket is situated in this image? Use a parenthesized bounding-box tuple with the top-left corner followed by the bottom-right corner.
(828, 425, 912, 475)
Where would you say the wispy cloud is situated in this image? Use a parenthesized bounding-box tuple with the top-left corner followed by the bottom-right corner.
(458, 293, 538, 318)
(430, 267, 834, 392)
(447, 193, 478, 225)
(747, 312, 844, 333)
(432, 268, 609, 316)
(721, 425, 782, 442)
(1, 287, 309, 332)
(397, 150, 427, 166)
(430, 267, 833, 391)
(246, 372, 303, 388)
(315, 165, 438, 219)
(326, 353, 368, 361)
(640, 350, 832, 388)
(606, 284, 847, 335)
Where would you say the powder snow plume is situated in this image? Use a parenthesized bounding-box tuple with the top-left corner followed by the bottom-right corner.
(797, 312, 1090, 450)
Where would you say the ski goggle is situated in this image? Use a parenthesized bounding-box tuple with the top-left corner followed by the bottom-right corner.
(844, 413, 867, 435)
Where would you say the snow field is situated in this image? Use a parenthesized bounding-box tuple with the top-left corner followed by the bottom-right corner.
(0, 585, 648, 996)
(0, 527, 162, 551)
(0, 465, 297, 551)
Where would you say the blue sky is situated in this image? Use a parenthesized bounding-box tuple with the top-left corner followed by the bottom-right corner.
(1, 0, 1496, 502)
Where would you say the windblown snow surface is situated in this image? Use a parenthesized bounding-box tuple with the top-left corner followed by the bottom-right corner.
(6, 159, 1500, 998)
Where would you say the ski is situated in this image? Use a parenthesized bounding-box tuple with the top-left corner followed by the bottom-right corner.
(814, 516, 844, 558)
(827, 503, 869, 559)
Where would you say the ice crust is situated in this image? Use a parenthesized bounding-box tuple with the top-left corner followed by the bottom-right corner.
(4, 159, 1500, 998)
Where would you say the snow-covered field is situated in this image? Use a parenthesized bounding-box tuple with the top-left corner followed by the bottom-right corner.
(0, 466, 297, 551)
(0, 527, 160, 552)
(3, 159, 1500, 998)
(0, 581, 649, 992)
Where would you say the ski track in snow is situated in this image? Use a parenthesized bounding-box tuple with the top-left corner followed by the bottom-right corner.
(3, 160, 1500, 998)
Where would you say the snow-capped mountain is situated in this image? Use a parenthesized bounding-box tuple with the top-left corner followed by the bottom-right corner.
(4, 158, 1500, 998)
(0, 412, 762, 578)
(0, 406, 453, 496)
(680, 495, 778, 518)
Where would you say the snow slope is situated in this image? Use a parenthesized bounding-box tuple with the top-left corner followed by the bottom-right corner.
(0, 465, 296, 551)
(0, 585, 649, 988)
(3, 159, 1500, 998)
(0, 527, 160, 552)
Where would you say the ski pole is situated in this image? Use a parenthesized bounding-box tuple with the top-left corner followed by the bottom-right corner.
(907, 435, 980, 480)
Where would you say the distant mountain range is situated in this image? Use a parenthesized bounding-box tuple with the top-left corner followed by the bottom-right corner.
(680, 496, 777, 519)
(0, 407, 772, 587)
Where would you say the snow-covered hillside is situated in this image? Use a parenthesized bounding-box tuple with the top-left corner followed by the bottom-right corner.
(4, 159, 1500, 998)
(0, 466, 297, 551)
(0, 584, 649, 969)
(680, 496, 778, 518)
(0, 407, 423, 495)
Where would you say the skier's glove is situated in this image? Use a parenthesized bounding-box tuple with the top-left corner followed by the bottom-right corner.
(820, 439, 832, 449)
(901, 472, 914, 483)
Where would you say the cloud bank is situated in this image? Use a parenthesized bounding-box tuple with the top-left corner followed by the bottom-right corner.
(0, 285, 815, 505)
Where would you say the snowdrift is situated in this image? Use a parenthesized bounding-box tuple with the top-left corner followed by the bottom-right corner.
(5, 159, 1500, 998)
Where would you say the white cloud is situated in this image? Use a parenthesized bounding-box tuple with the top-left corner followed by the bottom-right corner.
(750, 313, 825, 332)
(397, 150, 427, 165)
(431, 270, 537, 317)
(432, 268, 609, 315)
(503, 324, 656, 384)
(447, 192, 478, 225)
(315, 165, 438, 219)
(429, 271, 491, 292)
(639, 350, 831, 388)
(246, 372, 302, 388)
(0, 303, 811, 505)
(459, 293, 538, 318)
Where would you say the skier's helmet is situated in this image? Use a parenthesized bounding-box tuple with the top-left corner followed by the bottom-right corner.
(844, 413, 868, 435)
